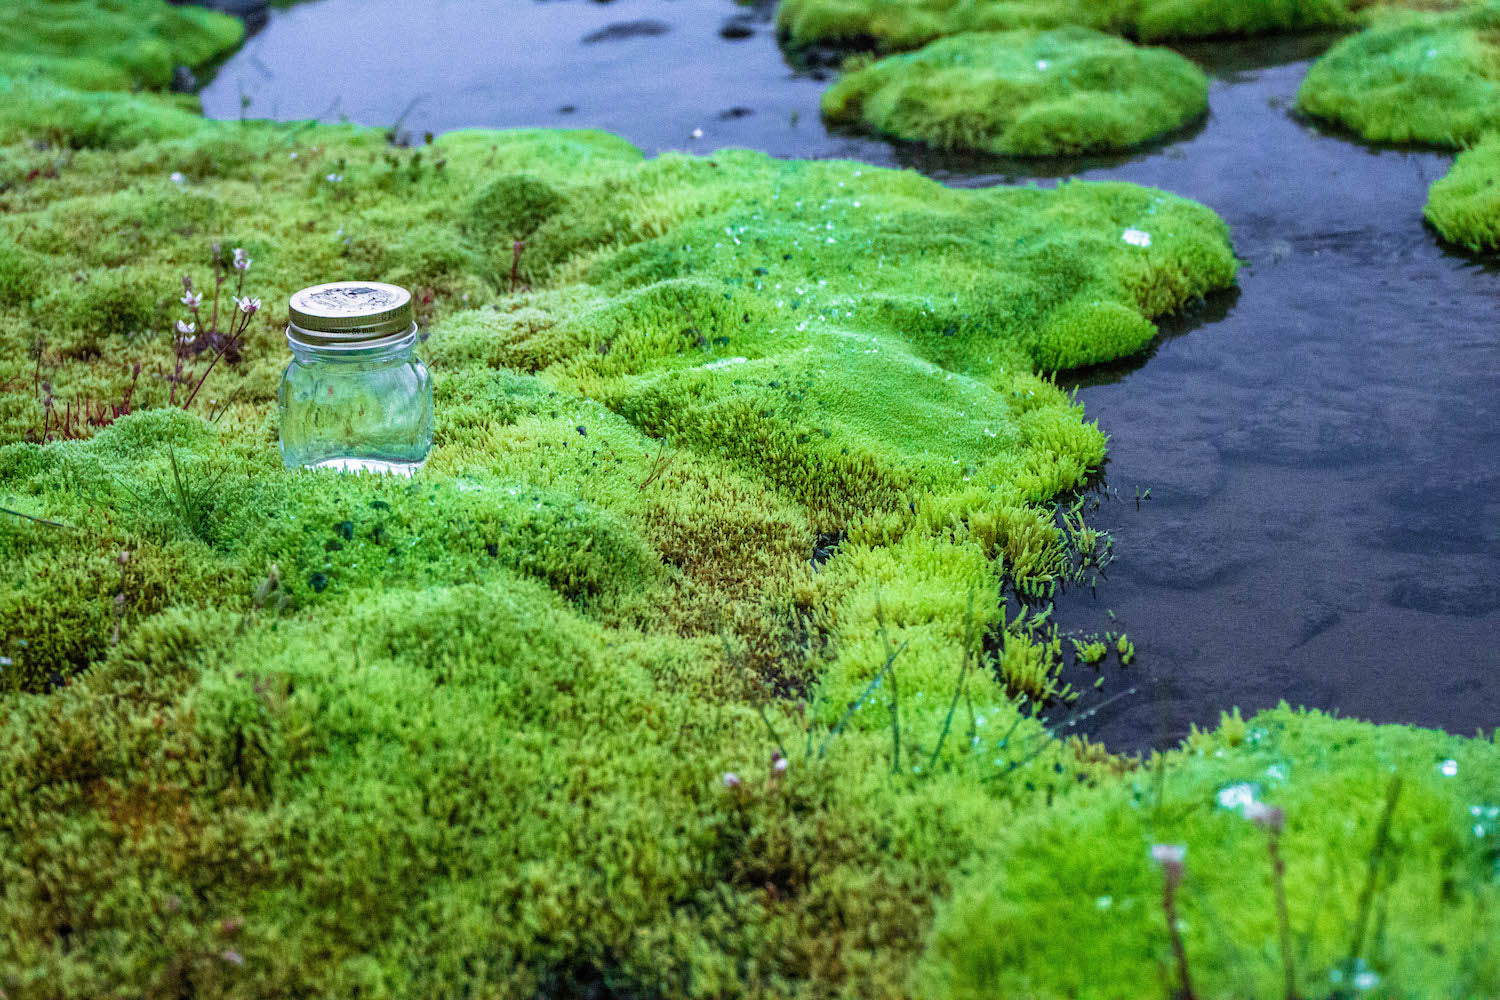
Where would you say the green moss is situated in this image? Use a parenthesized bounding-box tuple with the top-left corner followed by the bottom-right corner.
(1297, 4, 1500, 147)
(1426, 133, 1500, 249)
(777, 0, 1363, 55)
(0, 0, 243, 92)
(822, 28, 1209, 156)
(922, 707, 1500, 997)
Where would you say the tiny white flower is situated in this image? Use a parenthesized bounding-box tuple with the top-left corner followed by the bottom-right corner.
(175, 319, 196, 335)
(773, 756, 789, 774)
(169, 171, 185, 185)
(721, 772, 742, 789)
(1036, 59, 1048, 70)
(326, 172, 344, 183)
(180, 291, 203, 309)
(237, 296, 262, 315)
(1150, 843, 1185, 866)
(690, 128, 703, 139)
(1122, 228, 1152, 248)
(289, 151, 298, 159)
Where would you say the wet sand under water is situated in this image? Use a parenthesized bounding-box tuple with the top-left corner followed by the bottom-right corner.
(201, 7, 1500, 753)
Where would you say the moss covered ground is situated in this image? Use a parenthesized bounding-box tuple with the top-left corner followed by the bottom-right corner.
(1, 2, 1498, 997)
(821, 28, 1209, 156)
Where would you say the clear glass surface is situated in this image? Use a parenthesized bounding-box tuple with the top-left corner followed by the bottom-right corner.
(278, 331, 433, 473)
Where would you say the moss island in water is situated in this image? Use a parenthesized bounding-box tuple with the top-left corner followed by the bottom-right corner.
(1297, 3, 1500, 147)
(1426, 133, 1500, 249)
(822, 28, 1209, 156)
(1, 2, 1498, 997)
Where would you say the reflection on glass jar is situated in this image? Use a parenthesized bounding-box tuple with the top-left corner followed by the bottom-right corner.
(278, 281, 433, 474)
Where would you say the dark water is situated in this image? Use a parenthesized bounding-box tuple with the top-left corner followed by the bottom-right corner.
(201, 5, 1500, 752)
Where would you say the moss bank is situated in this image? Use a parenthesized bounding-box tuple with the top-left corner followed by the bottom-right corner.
(0, 0, 243, 91)
(2, 2, 1498, 997)
(1425, 134, 1500, 249)
(1297, 3, 1500, 147)
(778, 0, 1381, 55)
(821, 28, 1209, 156)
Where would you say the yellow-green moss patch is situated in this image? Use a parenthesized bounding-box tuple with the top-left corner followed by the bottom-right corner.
(1426, 132, 1500, 249)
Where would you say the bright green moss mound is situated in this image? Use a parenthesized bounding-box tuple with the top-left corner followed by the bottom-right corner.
(0, 0, 244, 91)
(778, 0, 1362, 54)
(1425, 133, 1500, 249)
(1297, 4, 1500, 147)
(924, 707, 1500, 996)
(821, 28, 1209, 156)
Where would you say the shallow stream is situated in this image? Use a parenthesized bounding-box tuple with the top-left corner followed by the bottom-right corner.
(201, 3, 1500, 752)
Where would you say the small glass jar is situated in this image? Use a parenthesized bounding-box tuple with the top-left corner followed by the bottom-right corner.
(279, 281, 433, 474)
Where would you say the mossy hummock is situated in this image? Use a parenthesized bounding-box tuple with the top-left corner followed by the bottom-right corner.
(0, 0, 243, 91)
(1297, 4, 1500, 147)
(821, 28, 1210, 157)
(1425, 134, 1500, 250)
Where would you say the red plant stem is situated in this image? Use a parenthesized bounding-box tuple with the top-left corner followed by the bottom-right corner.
(1163, 880, 1197, 1000)
(182, 311, 248, 411)
(210, 262, 224, 337)
(1269, 830, 1299, 1000)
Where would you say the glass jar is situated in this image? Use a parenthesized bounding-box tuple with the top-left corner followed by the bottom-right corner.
(279, 281, 433, 474)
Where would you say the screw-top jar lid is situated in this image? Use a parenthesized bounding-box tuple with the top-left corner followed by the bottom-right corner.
(287, 281, 414, 346)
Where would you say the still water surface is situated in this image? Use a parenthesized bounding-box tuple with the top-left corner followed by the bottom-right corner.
(202, 4, 1500, 752)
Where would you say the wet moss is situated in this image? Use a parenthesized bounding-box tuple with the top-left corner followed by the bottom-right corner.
(922, 707, 1500, 997)
(1426, 133, 1500, 250)
(1297, 3, 1500, 147)
(778, 0, 1365, 55)
(821, 28, 1210, 156)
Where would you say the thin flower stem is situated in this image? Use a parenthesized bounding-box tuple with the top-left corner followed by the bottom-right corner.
(1268, 829, 1299, 1000)
(1163, 879, 1197, 1000)
(1347, 775, 1402, 967)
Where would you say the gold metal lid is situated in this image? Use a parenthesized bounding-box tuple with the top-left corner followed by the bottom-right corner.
(287, 281, 414, 345)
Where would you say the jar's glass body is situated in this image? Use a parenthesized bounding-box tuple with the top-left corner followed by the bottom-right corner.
(278, 329, 433, 474)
